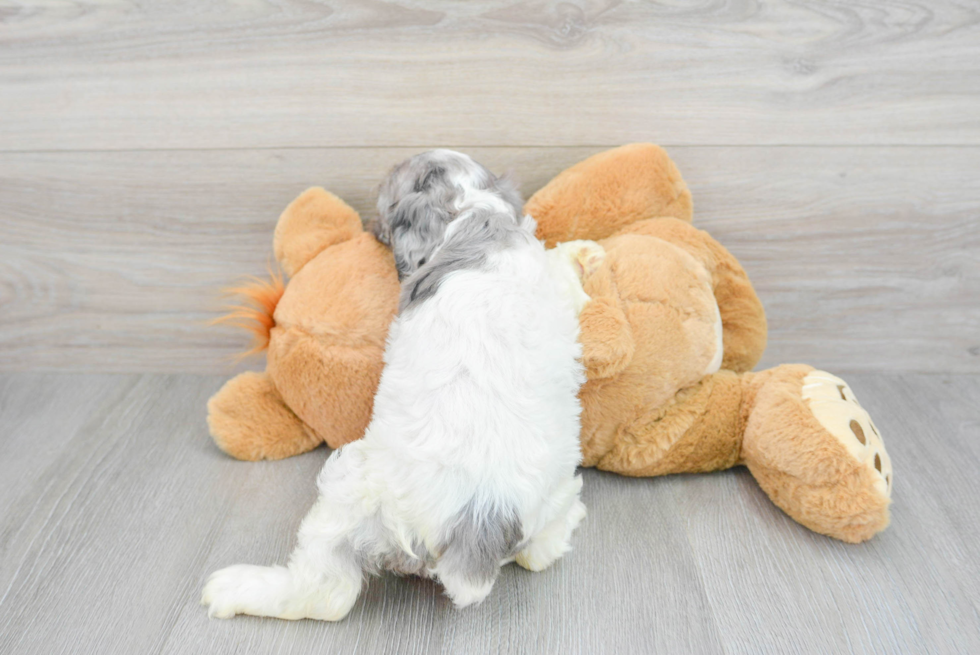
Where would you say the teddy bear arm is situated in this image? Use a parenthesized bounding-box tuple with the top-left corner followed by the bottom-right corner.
(578, 295, 635, 380)
(207, 371, 322, 461)
(527, 144, 693, 248)
(273, 187, 364, 277)
(615, 218, 767, 372)
(714, 258, 768, 372)
(667, 227, 767, 372)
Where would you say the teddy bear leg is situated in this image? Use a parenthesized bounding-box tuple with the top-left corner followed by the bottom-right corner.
(741, 365, 893, 543)
(592, 371, 745, 476)
(207, 371, 322, 461)
(266, 330, 384, 452)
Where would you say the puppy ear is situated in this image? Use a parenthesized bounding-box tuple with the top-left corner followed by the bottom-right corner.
(366, 216, 391, 246)
(518, 213, 537, 235)
(493, 171, 525, 217)
(385, 194, 454, 278)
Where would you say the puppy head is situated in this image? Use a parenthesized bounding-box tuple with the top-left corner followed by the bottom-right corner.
(372, 149, 523, 279)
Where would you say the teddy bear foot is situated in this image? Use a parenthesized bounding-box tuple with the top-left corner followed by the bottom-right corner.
(801, 370, 893, 498)
(207, 372, 322, 461)
(740, 364, 893, 542)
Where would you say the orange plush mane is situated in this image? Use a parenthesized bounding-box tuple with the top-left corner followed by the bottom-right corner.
(212, 268, 285, 356)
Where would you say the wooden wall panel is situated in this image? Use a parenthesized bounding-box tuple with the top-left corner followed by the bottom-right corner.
(1, 146, 977, 373)
(1, 1, 978, 150)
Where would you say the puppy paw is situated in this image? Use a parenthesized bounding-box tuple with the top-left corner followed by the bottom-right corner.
(202, 563, 360, 622)
(546, 240, 605, 315)
(572, 241, 606, 279)
(516, 541, 567, 573)
(566, 498, 587, 532)
(802, 371, 892, 498)
(440, 576, 496, 609)
(516, 499, 585, 573)
(201, 564, 287, 620)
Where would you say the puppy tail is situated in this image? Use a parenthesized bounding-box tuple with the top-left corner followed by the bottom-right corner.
(211, 266, 285, 357)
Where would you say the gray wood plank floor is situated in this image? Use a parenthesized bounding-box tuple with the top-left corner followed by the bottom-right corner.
(0, 371, 977, 655)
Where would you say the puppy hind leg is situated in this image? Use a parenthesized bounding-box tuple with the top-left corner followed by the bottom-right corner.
(201, 561, 356, 621)
(516, 475, 586, 573)
(202, 498, 364, 621)
(202, 453, 368, 621)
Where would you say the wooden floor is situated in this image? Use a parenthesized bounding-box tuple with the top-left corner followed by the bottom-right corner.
(2, 1, 979, 653)
(0, 372, 977, 654)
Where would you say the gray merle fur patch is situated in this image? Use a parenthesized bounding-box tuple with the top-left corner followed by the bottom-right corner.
(437, 499, 524, 584)
(399, 209, 534, 313)
(370, 150, 524, 280)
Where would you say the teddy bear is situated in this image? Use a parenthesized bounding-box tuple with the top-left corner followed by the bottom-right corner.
(208, 144, 893, 543)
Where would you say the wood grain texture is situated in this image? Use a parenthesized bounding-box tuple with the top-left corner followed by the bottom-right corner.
(1, 146, 977, 373)
(1, 1, 978, 150)
(0, 371, 977, 654)
(0, 373, 137, 592)
(674, 372, 980, 655)
(2, 2, 976, 652)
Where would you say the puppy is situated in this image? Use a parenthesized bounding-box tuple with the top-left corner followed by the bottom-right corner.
(202, 150, 592, 620)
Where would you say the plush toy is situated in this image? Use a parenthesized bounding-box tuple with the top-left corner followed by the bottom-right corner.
(208, 144, 893, 543)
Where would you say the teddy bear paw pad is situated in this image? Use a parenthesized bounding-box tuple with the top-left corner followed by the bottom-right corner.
(802, 370, 892, 498)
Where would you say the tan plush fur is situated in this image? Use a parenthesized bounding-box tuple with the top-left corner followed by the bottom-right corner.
(208, 371, 319, 461)
(273, 188, 364, 277)
(209, 188, 399, 458)
(740, 365, 891, 543)
(208, 146, 892, 543)
(526, 143, 693, 247)
(611, 218, 768, 373)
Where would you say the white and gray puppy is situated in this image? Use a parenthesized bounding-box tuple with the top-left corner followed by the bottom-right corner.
(202, 150, 590, 620)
